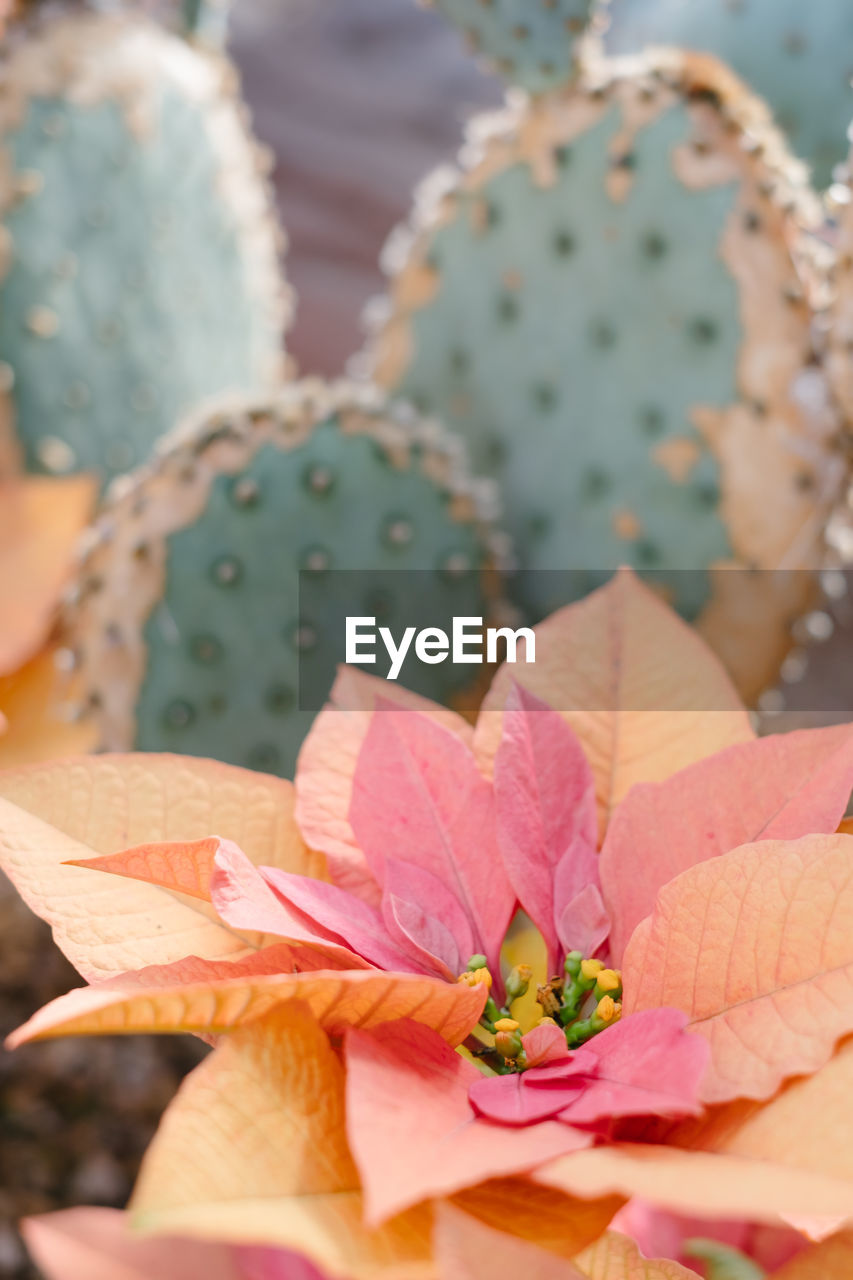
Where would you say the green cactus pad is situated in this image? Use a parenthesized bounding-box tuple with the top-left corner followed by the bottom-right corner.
(366, 56, 842, 699)
(597, 0, 853, 187)
(426, 0, 595, 93)
(0, 11, 287, 490)
(62, 381, 503, 777)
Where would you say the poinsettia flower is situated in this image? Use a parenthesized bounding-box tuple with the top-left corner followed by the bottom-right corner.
(6, 573, 853, 1275)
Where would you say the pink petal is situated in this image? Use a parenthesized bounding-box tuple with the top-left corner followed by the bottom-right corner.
(345, 1019, 592, 1224)
(553, 1009, 709, 1126)
(381, 857, 474, 978)
(494, 684, 599, 966)
(207, 839, 394, 967)
(20, 1208, 242, 1280)
(23, 1209, 333, 1280)
(258, 863, 426, 975)
(469, 1049, 598, 1127)
(236, 1245, 332, 1280)
(525, 1053, 599, 1084)
(209, 840, 363, 966)
(522, 1021, 573, 1068)
(470, 1073, 586, 1127)
(294, 667, 472, 905)
(556, 882, 611, 961)
(601, 726, 853, 963)
(349, 708, 514, 974)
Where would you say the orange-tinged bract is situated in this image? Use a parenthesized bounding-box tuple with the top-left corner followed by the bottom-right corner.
(624, 833, 853, 1103)
(577, 1232, 704, 1279)
(0, 646, 98, 767)
(4, 572, 853, 1275)
(0, 475, 97, 768)
(473, 570, 753, 833)
(0, 473, 96, 677)
(772, 1232, 853, 1278)
(0, 758, 322, 979)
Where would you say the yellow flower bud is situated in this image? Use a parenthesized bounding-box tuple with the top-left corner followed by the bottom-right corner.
(596, 968, 622, 993)
(581, 958, 604, 981)
(506, 963, 533, 1002)
(596, 995, 617, 1023)
(494, 1017, 524, 1061)
(537, 1016, 558, 1027)
(457, 967, 493, 990)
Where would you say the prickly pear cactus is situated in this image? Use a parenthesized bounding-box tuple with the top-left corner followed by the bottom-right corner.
(62, 381, 502, 777)
(0, 9, 288, 488)
(596, 0, 853, 187)
(365, 55, 843, 699)
(424, 0, 595, 93)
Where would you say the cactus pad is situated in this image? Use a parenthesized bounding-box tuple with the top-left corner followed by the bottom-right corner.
(0, 10, 287, 489)
(827, 174, 853, 434)
(426, 0, 595, 93)
(62, 381, 501, 777)
(824, 162, 853, 573)
(597, 0, 853, 187)
(366, 55, 842, 698)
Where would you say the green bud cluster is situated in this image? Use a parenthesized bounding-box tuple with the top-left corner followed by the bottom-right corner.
(552, 954, 623, 1044)
(468, 948, 622, 1074)
(559, 950, 598, 1023)
(504, 963, 532, 1004)
(565, 1005, 612, 1048)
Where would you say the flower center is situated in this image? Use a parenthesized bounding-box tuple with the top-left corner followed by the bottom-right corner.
(459, 951, 623, 1074)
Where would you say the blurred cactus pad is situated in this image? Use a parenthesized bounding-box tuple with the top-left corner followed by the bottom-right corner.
(0, 8, 287, 489)
(63, 381, 501, 777)
(367, 54, 843, 698)
(426, 0, 595, 92)
(596, 0, 853, 187)
(826, 135, 853, 437)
